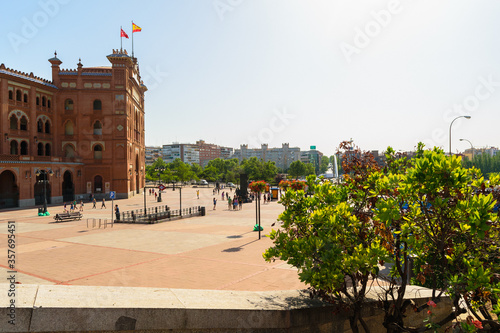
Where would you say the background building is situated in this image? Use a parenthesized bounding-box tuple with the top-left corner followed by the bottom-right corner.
(0, 49, 147, 209)
(232, 143, 300, 170)
(145, 146, 163, 165)
(300, 146, 323, 174)
(162, 143, 200, 165)
(196, 140, 234, 167)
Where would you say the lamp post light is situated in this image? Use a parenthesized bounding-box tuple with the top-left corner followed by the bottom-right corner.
(460, 138, 474, 164)
(449, 115, 471, 156)
(36, 169, 53, 214)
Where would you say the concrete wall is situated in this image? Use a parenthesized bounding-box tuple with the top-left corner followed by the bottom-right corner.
(0, 284, 452, 333)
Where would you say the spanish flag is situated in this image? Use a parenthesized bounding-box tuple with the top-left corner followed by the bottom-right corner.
(132, 23, 142, 33)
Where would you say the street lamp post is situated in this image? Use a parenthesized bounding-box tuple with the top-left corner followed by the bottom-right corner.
(36, 169, 53, 214)
(460, 138, 474, 164)
(155, 167, 165, 202)
(449, 115, 471, 156)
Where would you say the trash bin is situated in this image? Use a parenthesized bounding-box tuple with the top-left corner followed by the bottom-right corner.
(200, 206, 206, 216)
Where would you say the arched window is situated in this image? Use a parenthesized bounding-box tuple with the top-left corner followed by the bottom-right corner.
(64, 99, 73, 110)
(93, 145, 103, 160)
(37, 143, 44, 156)
(45, 143, 51, 156)
(64, 120, 74, 135)
(23, 93, 28, 103)
(93, 99, 102, 111)
(16, 90, 22, 101)
(47, 99, 51, 108)
(10, 116, 18, 130)
(20, 141, 28, 155)
(93, 121, 102, 135)
(10, 141, 18, 155)
(37, 119, 43, 133)
(9, 90, 13, 100)
(45, 121, 50, 134)
(42, 96, 46, 107)
(36, 97, 40, 105)
(94, 175, 103, 193)
(64, 144, 75, 158)
(19, 116, 28, 131)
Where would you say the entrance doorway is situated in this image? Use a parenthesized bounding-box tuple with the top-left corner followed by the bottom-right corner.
(0, 171, 19, 209)
(62, 171, 74, 202)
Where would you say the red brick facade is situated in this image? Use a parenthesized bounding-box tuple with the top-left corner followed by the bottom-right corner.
(0, 50, 146, 209)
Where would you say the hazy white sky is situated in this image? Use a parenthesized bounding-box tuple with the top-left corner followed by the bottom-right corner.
(3, 0, 500, 156)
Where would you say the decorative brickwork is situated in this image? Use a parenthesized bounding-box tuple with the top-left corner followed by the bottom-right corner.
(0, 50, 147, 209)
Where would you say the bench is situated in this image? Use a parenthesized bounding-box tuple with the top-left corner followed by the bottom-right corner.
(53, 212, 83, 222)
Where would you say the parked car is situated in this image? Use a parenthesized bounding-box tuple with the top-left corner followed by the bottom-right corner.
(198, 179, 209, 186)
(227, 182, 236, 188)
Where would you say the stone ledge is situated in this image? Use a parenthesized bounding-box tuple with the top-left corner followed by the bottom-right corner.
(0, 284, 451, 333)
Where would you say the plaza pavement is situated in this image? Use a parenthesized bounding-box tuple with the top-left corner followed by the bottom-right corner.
(0, 186, 306, 291)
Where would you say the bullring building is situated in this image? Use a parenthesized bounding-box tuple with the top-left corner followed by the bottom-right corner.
(0, 50, 147, 209)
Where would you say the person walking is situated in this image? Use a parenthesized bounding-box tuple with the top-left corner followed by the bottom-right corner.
(213, 197, 217, 210)
(101, 198, 106, 209)
(228, 197, 232, 210)
(238, 198, 242, 210)
(80, 200, 84, 212)
(197, 190, 200, 199)
(63, 202, 67, 213)
(92, 198, 96, 209)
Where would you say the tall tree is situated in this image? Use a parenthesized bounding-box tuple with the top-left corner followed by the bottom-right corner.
(288, 160, 306, 179)
(169, 158, 195, 182)
(320, 155, 330, 174)
(304, 163, 315, 176)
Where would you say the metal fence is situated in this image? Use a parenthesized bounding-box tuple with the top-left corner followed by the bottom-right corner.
(86, 218, 113, 229)
(115, 206, 205, 224)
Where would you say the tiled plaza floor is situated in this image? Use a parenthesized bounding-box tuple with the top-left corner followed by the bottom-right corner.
(0, 186, 306, 291)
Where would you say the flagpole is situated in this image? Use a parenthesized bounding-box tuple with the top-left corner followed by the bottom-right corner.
(120, 26, 123, 52)
(131, 21, 134, 58)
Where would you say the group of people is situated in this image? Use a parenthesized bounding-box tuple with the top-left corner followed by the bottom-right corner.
(227, 196, 243, 210)
(63, 200, 84, 212)
(148, 188, 158, 200)
(212, 191, 244, 211)
(64, 198, 108, 212)
(91, 198, 106, 209)
(247, 192, 274, 203)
